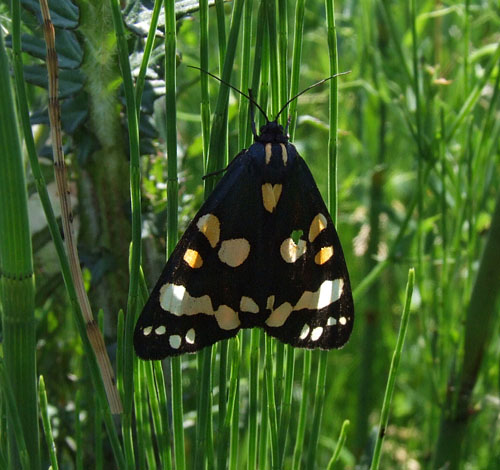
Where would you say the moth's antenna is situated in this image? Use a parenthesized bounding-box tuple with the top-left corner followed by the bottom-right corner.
(188, 65, 270, 123)
(248, 89, 258, 139)
(274, 71, 350, 122)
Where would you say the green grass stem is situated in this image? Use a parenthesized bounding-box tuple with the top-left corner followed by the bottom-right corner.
(238, 0, 254, 150)
(205, 0, 245, 192)
(163, 3, 186, 470)
(0, 26, 39, 470)
(247, 329, 261, 469)
(0, 360, 31, 470)
(194, 347, 212, 468)
(199, 0, 211, 166)
(229, 380, 240, 470)
(265, 0, 280, 117)
(265, 336, 280, 470)
(75, 390, 83, 470)
(288, 0, 306, 139)
(277, 0, 288, 120)
(370, 268, 415, 470)
(217, 338, 241, 470)
(135, 0, 162, 113)
(38, 376, 59, 470)
(326, 420, 350, 470)
(292, 350, 312, 470)
(258, 374, 270, 470)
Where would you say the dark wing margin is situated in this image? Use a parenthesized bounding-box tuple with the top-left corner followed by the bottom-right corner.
(263, 153, 354, 350)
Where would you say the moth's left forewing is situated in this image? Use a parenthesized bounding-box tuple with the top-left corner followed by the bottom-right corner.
(263, 146, 354, 349)
(134, 148, 271, 359)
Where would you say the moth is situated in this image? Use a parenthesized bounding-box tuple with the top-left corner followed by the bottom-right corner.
(134, 79, 354, 360)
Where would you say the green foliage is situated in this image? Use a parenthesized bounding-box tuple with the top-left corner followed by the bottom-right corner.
(0, 0, 499, 469)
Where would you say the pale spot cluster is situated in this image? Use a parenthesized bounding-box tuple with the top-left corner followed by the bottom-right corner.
(159, 282, 240, 330)
(279, 213, 334, 266)
(186, 213, 251, 269)
(140, 324, 197, 351)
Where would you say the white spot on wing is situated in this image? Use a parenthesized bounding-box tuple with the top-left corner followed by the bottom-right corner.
(143, 326, 153, 336)
(327, 317, 337, 326)
(299, 324, 310, 340)
(155, 325, 166, 335)
(310, 327, 323, 341)
(185, 328, 195, 344)
(295, 279, 344, 311)
(159, 283, 213, 316)
(169, 335, 182, 349)
(265, 302, 293, 327)
(280, 237, 307, 263)
(240, 296, 259, 313)
(218, 238, 251, 267)
(339, 316, 347, 325)
(215, 304, 240, 330)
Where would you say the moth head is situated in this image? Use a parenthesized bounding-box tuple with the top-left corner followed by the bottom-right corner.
(255, 121, 289, 144)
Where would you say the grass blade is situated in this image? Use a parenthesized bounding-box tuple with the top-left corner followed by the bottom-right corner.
(370, 268, 415, 470)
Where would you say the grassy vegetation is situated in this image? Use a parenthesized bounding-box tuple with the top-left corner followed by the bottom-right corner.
(0, 0, 499, 469)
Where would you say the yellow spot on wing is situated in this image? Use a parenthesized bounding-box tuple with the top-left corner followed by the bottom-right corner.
(240, 296, 259, 313)
(197, 214, 220, 248)
(265, 143, 272, 164)
(308, 213, 328, 243)
(215, 305, 240, 330)
(262, 183, 283, 213)
(280, 237, 307, 263)
(184, 248, 203, 268)
(218, 238, 251, 267)
(314, 246, 334, 265)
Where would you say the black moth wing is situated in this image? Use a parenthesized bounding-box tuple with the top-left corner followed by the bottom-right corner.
(263, 146, 354, 350)
(134, 148, 272, 359)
